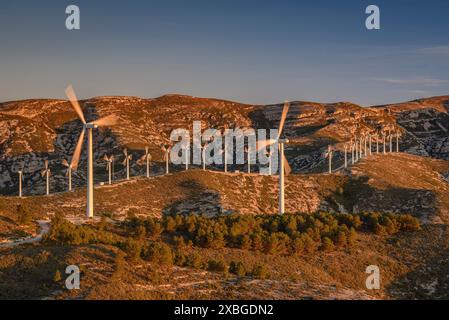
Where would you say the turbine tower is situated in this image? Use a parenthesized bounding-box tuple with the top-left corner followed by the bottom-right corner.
(161, 144, 171, 174)
(104, 155, 114, 185)
(326, 145, 333, 174)
(17, 168, 23, 198)
(41, 160, 51, 196)
(201, 143, 208, 171)
(122, 149, 132, 180)
(344, 143, 348, 168)
(65, 85, 118, 218)
(396, 129, 400, 152)
(62, 159, 72, 191)
(141, 147, 152, 178)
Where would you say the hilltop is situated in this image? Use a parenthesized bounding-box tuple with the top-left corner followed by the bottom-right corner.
(1, 94, 448, 196)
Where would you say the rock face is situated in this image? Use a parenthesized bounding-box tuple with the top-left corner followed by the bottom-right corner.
(0, 94, 448, 197)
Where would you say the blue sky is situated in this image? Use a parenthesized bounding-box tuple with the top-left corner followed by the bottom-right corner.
(0, 0, 448, 105)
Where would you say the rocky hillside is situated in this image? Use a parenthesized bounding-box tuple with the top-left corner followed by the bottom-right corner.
(0, 94, 448, 196)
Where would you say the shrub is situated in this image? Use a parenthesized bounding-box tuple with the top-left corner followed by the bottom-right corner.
(17, 204, 33, 225)
(335, 230, 347, 246)
(173, 235, 186, 248)
(125, 238, 144, 261)
(53, 270, 62, 283)
(251, 264, 270, 279)
(207, 259, 228, 273)
(321, 237, 335, 251)
(145, 241, 173, 265)
(113, 251, 126, 280)
(229, 261, 247, 277)
(145, 218, 163, 239)
(398, 215, 421, 231)
(186, 252, 203, 269)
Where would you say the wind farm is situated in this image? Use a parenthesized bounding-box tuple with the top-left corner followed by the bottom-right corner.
(1, 0, 449, 303)
(1, 91, 449, 301)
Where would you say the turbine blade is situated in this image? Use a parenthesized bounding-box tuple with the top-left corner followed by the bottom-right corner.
(283, 154, 292, 176)
(277, 101, 290, 139)
(62, 159, 69, 167)
(71, 129, 85, 170)
(256, 139, 276, 152)
(65, 85, 86, 124)
(92, 114, 118, 127)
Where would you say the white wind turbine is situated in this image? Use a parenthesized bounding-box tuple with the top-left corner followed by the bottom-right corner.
(350, 138, 355, 164)
(396, 128, 400, 152)
(122, 149, 132, 180)
(17, 167, 24, 198)
(62, 159, 73, 191)
(65, 85, 118, 218)
(201, 143, 208, 171)
(375, 131, 380, 154)
(41, 160, 51, 196)
(223, 143, 228, 173)
(161, 144, 171, 174)
(104, 154, 114, 185)
(266, 149, 273, 175)
(344, 143, 348, 168)
(326, 145, 333, 174)
(183, 145, 189, 171)
(140, 147, 152, 178)
(257, 102, 292, 215)
(244, 146, 252, 174)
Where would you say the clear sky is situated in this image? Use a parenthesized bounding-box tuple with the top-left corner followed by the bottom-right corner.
(0, 0, 448, 106)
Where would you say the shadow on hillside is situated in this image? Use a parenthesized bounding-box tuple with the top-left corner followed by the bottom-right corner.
(161, 180, 226, 217)
(0, 245, 72, 299)
(386, 248, 449, 299)
(326, 176, 438, 219)
(385, 225, 449, 299)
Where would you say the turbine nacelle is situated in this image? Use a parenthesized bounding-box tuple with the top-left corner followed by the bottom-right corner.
(85, 123, 99, 129)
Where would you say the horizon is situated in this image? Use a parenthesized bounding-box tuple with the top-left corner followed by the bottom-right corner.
(1, 1, 449, 106)
(1, 91, 448, 108)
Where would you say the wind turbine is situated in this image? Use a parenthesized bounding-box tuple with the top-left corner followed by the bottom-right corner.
(223, 143, 228, 173)
(161, 144, 171, 174)
(363, 133, 367, 156)
(326, 145, 333, 174)
(257, 101, 291, 215)
(141, 147, 152, 178)
(122, 148, 132, 180)
(368, 133, 372, 155)
(351, 139, 355, 164)
(17, 167, 24, 198)
(266, 150, 273, 175)
(375, 131, 380, 154)
(65, 85, 118, 218)
(183, 145, 189, 171)
(62, 159, 73, 191)
(382, 130, 387, 154)
(388, 130, 393, 153)
(344, 143, 348, 168)
(104, 154, 114, 185)
(245, 146, 252, 174)
(41, 160, 51, 196)
(396, 129, 400, 152)
(201, 143, 208, 171)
